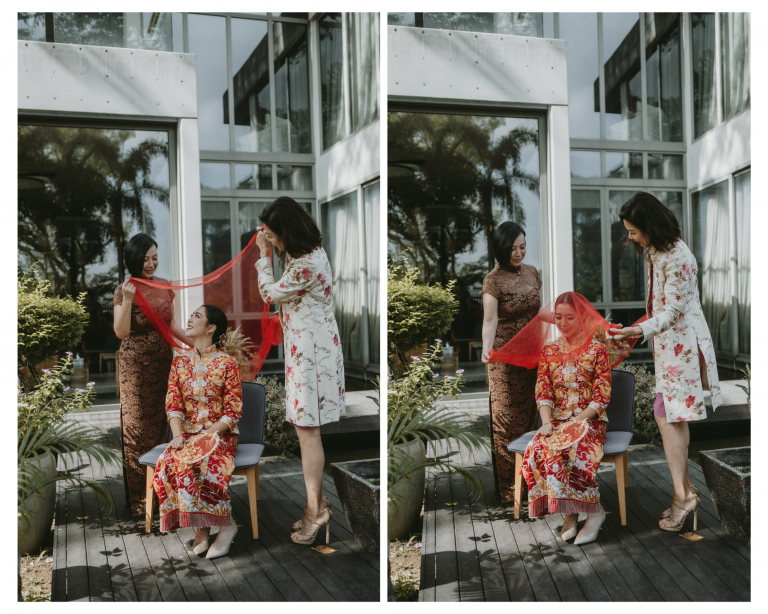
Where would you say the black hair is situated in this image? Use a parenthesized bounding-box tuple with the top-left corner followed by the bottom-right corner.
(491, 221, 526, 269)
(201, 305, 229, 347)
(619, 192, 681, 255)
(124, 233, 158, 278)
(554, 292, 577, 310)
(260, 196, 322, 259)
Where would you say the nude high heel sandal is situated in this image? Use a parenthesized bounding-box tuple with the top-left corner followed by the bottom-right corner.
(291, 505, 333, 546)
(659, 494, 700, 532)
(292, 496, 331, 531)
(661, 484, 699, 519)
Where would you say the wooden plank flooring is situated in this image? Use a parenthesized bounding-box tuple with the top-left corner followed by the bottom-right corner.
(52, 413, 379, 602)
(419, 414, 750, 602)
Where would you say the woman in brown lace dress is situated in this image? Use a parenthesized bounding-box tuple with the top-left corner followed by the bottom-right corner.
(113, 234, 193, 517)
(481, 222, 542, 503)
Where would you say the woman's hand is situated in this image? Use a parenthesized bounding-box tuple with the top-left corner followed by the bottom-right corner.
(481, 347, 492, 363)
(169, 435, 185, 449)
(609, 324, 643, 341)
(573, 413, 590, 422)
(538, 422, 554, 437)
(256, 231, 271, 258)
(121, 279, 136, 302)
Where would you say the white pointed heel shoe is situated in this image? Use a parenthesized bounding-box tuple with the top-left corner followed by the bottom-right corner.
(206, 522, 238, 559)
(192, 528, 211, 555)
(561, 514, 579, 541)
(574, 507, 606, 546)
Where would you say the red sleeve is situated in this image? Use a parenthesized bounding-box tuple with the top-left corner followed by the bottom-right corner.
(588, 346, 612, 422)
(165, 357, 184, 421)
(220, 359, 242, 430)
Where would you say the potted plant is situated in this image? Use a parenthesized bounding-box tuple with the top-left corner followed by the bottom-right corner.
(387, 343, 490, 540)
(18, 354, 122, 556)
(330, 458, 380, 554)
(699, 447, 750, 546)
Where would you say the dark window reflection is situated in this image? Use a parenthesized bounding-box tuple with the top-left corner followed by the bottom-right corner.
(52, 12, 173, 51)
(692, 13, 717, 139)
(645, 14, 683, 142)
(235, 164, 272, 190)
(319, 14, 345, 150)
(648, 154, 684, 180)
(603, 13, 642, 140)
(609, 190, 645, 301)
(18, 125, 171, 402)
(606, 152, 643, 178)
(571, 190, 603, 302)
(422, 13, 542, 36)
(273, 22, 311, 153)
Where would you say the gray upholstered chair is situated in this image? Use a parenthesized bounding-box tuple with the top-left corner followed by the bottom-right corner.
(139, 381, 267, 538)
(507, 369, 636, 525)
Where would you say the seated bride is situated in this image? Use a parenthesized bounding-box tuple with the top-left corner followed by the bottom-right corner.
(153, 304, 242, 559)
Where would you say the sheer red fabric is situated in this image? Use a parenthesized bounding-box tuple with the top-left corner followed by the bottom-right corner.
(488, 291, 646, 369)
(130, 231, 282, 380)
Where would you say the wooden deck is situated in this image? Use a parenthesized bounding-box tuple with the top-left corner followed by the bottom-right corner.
(51, 411, 379, 601)
(419, 413, 750, 602)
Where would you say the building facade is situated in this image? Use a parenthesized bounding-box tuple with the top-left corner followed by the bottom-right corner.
(18, 12, 380, 405)
(388, 12, 749, 388)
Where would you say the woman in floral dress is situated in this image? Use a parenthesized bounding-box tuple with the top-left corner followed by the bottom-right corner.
(522, 292, 611, 545)
(481, 221, 542, 503)
(612, 192, 721, 532)
(153, 304, 242, 559)
(255, 197, 344, 545)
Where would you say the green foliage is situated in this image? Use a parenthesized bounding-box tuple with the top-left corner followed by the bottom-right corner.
(388, 344, 491, 520)
(736, 364, 750, 409)
(388, 257, 458, 366)
(18, 267, 88, 374)
(614, 363, 660, 444)
(391, 570, 419, 602)
(253, 375, 299, 455)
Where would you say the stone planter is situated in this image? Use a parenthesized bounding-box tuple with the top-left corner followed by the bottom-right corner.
(388, 437, 425, 541)
(18, 452, 57, 556)
(699, 446, 750, 546)
(330, 459, 380, 555)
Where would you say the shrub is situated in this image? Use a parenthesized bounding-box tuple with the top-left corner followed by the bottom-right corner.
(387, 257, 458, 368)
(614, 363, 659, 444)
(219, 327, 298, 454)
(18, 268, 88, 376)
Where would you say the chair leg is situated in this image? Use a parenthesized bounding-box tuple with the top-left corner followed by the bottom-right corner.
(145, 467, 155, 534)
(615, 452, 627, 526)
(624, 453, 629, 487)
(247, 465, 259, 539)
(514, 453, 523, 520)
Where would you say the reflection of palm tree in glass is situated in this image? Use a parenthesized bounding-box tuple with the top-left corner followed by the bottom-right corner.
(388, 112, 538, 285)
(18, 126, 169, 301)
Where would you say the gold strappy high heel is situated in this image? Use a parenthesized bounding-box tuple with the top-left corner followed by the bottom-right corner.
(292, 496, 331, 531)
(661, 484, 699, 519)
(659, 494, 700, 532)
(291, 504, 333, 546)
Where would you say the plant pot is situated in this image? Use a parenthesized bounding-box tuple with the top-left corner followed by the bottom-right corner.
(699, 446, 750, 546)
(330, 459, 380, 555)
(18, 452, 57, 556)
(388, 437, 426, 541)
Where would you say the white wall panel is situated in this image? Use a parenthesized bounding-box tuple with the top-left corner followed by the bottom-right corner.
(315, 119, 380, 202)
(687, 109, 751, 189)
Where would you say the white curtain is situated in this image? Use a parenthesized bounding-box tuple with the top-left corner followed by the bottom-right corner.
(323, 193, 362, 362)
(721, 12, 750, 119)
(347, 12, 379, 133)
(694, 181, 731, 353)
(735, 171, 750, 355)
(364, 183, 380, 364)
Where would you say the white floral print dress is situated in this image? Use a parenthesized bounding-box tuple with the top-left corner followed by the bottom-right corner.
(639, 239, 722, 422)
(255, 247, 345, 426)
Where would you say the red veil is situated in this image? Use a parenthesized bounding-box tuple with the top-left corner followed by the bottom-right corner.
(488, 291, 647, 369)
(130, 231, 282, 380)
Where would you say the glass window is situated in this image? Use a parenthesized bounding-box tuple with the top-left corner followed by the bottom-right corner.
(735, 171, 750, 354)
(319, 13, 346, 150)
(571, 190, 603, 302)
(18, 12, 46, 41)
(650, 191, 684, 227)
(543, 13, 555, 39)
(322, 192, 362, 363)
(422, 13, 542, 36)
(570, 151, 601, 178)
(645, 15, 683, 142)
(201, 201, 232, 276)
(605, 152, 643, 178)
(691, 180, 731, 352)
(692, 13, 717, 139)
(364, 182, 380, 363)
(648, 153, 684, 180)
(235, 164, 272, 190)
(276, 165, 313, 191)
(231, 18, 272, 153)
(200, 163, 231, 190)
(189, 14, 229, 150)
(560, 13, 600, 139)
(608, 190, 645, 301)
(347, 13, 379, 133)
(720, 13, 750, 120)
(18, 125, 172, 404)
(388, 13, 416, 27)
(273, 22, 311, 153)
(603, 13, 642, 141)
(51, 12, 173, 51)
